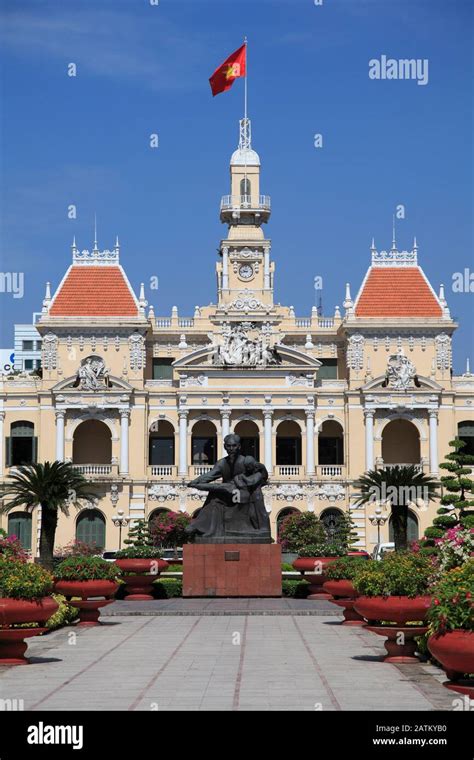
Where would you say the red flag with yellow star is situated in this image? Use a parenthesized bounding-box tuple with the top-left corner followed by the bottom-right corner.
(209, 44, 246, 97)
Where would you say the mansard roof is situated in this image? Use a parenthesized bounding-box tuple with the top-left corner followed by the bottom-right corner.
(48, 242, 141, 318)
(354, 243, 443, 318)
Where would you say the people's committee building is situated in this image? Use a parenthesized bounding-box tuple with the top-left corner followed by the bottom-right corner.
(1, 119, 473, 555)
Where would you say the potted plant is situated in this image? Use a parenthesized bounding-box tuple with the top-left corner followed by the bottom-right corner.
(427, 562, 474, 697)
(353, 552, 435, 662)
(0, 557, 58, 664)
(54, 555, 120, 626)
(323, 556, 368, 625)
(115, 520, 168, 600)
(279, 512, 354, 599)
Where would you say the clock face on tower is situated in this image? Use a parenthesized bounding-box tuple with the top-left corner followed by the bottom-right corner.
(238, 263, 254, 280)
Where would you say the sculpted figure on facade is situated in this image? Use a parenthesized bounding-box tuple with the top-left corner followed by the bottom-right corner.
(385, 352, 417, 390)
(213, 322, 281, 367)
(73, 355, 111, 391)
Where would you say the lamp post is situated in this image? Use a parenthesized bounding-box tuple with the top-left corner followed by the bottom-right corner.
(112, 509, 129, 550)
(369, 505, 388, 546)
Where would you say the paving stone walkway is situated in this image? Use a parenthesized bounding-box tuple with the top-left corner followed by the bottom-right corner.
(102, 598, 340, 615)
(0, 612, 456, 711)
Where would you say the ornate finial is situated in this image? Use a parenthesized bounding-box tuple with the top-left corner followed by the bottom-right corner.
(343, 283, 353, 314)
(439, 283, 446, 305)
(391, 215, 397, 252)
(115, 235, 120, 249)
(93, 215, 98, 251)
(334, 305, 341, 319)
(138, 283, 147, 313)
(72, 235, 78, 254)
(148, 304, 155, 320)
(370, 237, 376, 253)
(413, 236, 418, 252)
(42, 282, 51, 313)
(464, 357, 471, 376)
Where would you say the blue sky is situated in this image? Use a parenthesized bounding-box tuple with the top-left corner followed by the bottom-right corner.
(0, 0, 472, 371)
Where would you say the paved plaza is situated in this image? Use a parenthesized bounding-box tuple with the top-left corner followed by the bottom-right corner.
(0, 606, 456, 711)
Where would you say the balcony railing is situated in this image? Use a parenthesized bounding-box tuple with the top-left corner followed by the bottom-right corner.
(192, 465, 215, 476)
(148, 465, 177, 478)
(72, 464, 117, 477)
(377, 462, 425, 473)
(318, 465, 344, 478)
(220, 194, 271, 211)
(277, 465, 301, 477)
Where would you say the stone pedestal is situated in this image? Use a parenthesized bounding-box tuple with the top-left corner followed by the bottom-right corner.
(183, 544, 282, 597)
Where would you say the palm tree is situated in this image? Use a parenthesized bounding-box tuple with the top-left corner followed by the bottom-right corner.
(354, 465, 439, 551)
(1, 461, 97, 570)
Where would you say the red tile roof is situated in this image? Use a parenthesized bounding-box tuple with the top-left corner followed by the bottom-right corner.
(355, 267, 442, 317)
(49, 266, 139, 317)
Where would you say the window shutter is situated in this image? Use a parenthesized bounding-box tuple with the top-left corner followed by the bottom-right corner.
(5, 437, 12, 467)
(32, 437, 38, 463)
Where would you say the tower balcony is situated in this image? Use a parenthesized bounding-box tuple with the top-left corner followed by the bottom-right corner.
(220, 194, 271, 225)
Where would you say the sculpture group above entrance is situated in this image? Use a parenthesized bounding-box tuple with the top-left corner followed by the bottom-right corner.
(73, 355, 112, 391)
(212, 322, 282, 367)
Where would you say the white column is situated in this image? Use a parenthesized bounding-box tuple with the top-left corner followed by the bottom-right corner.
(264, 248, 270, 289)
(220, 409, 231, 456)
(364, 410, 375, 472)
(222, 247, 229, 290)
(305, 409, 315, 476)
(178, 410, 188, 476)
(55, 410, 65, 462)
(0, 412, 4, 477)
(263, 410, 273, 473)
(120, 410, 130, 475)
(429, 411, 439, 475)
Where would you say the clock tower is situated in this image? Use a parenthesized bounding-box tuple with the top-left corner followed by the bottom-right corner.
(216, 118, 274, 314)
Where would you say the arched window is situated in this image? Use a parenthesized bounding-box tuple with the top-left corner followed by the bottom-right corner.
(192, 420, 217, 465)
(73, 420, 112, 464)
(382, 419, 420, 465)
(76, 509, 106, 550)
(389, 510, 419, 543)
(7, 421, 37, 466)
(234, 420, 260, 460)
(276, 421, 302, 465)
(240, 177, 251, 198)
(318, 421, 344, 465)
(458, 421, 474, 457)
(149, 420, 175, 466)
(8, 512, 32, 550)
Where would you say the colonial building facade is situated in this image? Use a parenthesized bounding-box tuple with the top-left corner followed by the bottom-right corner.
(1, 119, 473, 556)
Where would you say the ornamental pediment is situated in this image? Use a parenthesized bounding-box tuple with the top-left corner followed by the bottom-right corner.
(361, 373, 442, 394)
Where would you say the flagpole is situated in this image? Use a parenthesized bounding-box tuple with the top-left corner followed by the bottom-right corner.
(244, 36, 248, 122)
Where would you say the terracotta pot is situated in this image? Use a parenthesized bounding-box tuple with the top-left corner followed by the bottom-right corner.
(323, 580, 358, 599)
(115, 558, 169, 600)
(428, 630, 474, 682)
(347, 551, 370, 559)
(54, 580, 119, 600)
(354, 595, 432, 625)
(0, 596, 59, 665)
(292, 557, 337, 600)
(0, 596, 59, 627)
(366, 625, 428, 663)
(54, 581, 119, 626)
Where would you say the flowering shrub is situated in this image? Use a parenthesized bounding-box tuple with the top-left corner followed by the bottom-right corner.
(55, 556, 120, 582)
(0, 557, 54, 600)
(55, 539, 102, 558)
(353, 552, 435, 598)
(278, 511, 356, 557)
(45, 593, 79, 629)
(150, 511, 192, 548)
(0, 531, 29, 562)
(325, 556, 369, 581)
(427, 561, 474, 634)
(434, 525, 474, 571)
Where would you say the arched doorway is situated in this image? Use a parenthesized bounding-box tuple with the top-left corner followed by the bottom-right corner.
(234, 420, 260, 460)
(318, 421, 344, 465)
(76, 509, 106, 549)
(276, 507, 299, 538)
(320, 507, 345, 540)
(149, 420, 175, 466)
(276, 420, 302, 465)
(73, 420, 112, 464)
(458, 421, 474, 457)
(8, 511, 32, 550)
(389, 510, 419, 543)
(191, 420, 217, 465)
(382, 419, 420, 465)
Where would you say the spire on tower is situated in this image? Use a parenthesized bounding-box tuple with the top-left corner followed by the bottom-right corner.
(391, 215, 397, 252)
(93, 214, 98, 251)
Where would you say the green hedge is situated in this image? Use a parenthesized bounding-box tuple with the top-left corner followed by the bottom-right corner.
(153, 578, 182, 598)
(282, 579, 310, 598)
